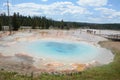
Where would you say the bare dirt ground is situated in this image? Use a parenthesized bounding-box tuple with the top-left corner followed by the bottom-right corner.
(99, 41, 120, 52)
(0, 53, 39, 75)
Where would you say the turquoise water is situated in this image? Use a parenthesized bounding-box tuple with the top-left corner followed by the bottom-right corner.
(27, 40, 99, 62)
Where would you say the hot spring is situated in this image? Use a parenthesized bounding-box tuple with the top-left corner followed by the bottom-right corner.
(24, 40, 113, 64)
(0, 30, 116, 72)
(0, 39, 114, 64)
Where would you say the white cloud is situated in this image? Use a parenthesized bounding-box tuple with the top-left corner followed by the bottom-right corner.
(3, 2, 12, 7)
(88, 17, 103, 23)
(10, 2, 90, 16)
(77, 0, 108, 6)
(86, 7, 120, 23)
(11, 3, 41, 15)
(2, 1, 119, 23)
(95, 7, 120, 19)
(41, 0, 48, 2)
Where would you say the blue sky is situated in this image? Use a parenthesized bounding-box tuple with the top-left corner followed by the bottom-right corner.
(0, 0, 120, 23)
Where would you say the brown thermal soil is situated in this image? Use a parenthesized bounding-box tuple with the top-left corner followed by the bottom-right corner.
(0, 53, 86, 74)
(99, 41, 120, 52)
(0, 53, 39, 75)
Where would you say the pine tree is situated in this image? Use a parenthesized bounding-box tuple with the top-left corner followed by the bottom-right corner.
(0, 16, 2, 31)
(0, 21, 2, 31)
(60, 19, 64, 29)
(12, 13, 20, 31)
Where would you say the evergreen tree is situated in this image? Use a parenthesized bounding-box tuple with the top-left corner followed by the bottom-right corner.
(0, 13, 120, 30)
(12, 13, 20, 31)
(0, 16, 2, 31)
(60, 19, 64, 29)
(0, 20, 2, 31)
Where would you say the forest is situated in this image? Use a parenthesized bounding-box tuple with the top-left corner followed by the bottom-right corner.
(0, 12, 120, 31)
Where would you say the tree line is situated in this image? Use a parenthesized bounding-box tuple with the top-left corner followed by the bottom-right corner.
(0, 12, 120, 31)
